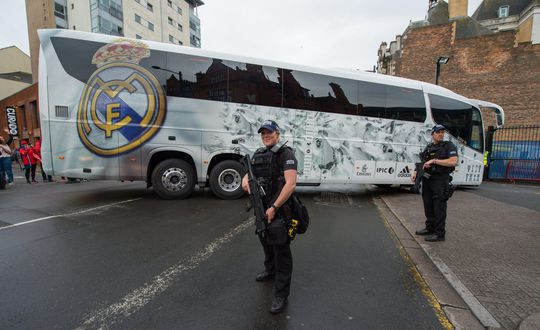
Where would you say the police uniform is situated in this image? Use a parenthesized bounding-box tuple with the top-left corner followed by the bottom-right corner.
(420, 140, 458, 239)
(251, 143, 297, 300)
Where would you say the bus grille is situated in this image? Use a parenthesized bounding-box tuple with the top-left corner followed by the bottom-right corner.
(55, 105, 69, 118)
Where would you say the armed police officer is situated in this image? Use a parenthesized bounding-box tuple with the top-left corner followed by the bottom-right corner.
(412, 124, 458, 242)
(241, 120, 297, 314)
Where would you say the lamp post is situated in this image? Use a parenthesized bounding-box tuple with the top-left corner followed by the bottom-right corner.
(151, 65, 180, 79)
(435, 56, 450, 85)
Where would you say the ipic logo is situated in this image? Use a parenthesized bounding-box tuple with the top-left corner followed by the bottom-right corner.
(377, 167, 394, 174)
(397, 166, 412, 178)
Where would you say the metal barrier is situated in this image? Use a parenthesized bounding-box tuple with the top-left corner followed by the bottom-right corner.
(487, 125, 540, 182)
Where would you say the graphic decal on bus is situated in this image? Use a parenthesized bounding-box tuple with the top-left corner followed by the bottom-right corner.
(77, 39, 166, 156)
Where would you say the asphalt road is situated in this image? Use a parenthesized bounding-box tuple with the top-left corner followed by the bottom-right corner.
(0, 180, 445, 329)
(462, 181, 540, 212)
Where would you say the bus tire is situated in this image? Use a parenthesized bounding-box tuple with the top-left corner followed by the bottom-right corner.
(209, 160, 245, 200)
(152, 159, 195, 199)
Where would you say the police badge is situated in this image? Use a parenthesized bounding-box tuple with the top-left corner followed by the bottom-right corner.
(77, 39, 166, 156)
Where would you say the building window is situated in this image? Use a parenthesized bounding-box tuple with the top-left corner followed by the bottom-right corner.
(179, 40, 183, 45)
(168, 17, 173, 25)
(177, 6, 182, 15)
(136, 34, 142, 39)
(147, 2, 153, 11)
(167, 0, 172, 7)
(498, 5, 509, 18)
(135, 14, 154, 31)
(169, 35, 174, 42)
(177, 23, 183, 31)
(73, 25, 76, 30)
(71, 3, 74, 9)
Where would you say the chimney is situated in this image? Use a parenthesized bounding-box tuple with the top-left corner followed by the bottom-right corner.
(448, 0, 468, 19)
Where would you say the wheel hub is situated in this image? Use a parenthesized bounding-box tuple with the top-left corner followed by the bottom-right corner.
(162, 168, 187, 192)
(218, 169, 241, 192)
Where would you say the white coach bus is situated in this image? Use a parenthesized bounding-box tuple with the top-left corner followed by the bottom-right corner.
(38, 29, 504, 199)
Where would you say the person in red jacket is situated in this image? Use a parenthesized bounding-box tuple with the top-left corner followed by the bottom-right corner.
(34, 137, 50, 182)
(19, 141, 39, 184)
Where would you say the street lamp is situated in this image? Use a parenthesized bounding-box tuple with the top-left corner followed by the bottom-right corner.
(435, 56, 450, 85)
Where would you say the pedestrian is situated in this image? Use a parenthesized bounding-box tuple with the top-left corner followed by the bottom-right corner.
(19, 141, 38, 184)
(412, 124, 458, 242)
(34, 137, 50, 182)
(241, 120, 298, 314)
(0, 128, 15, 187)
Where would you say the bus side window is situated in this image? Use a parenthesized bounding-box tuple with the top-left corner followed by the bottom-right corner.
(385, 86, 426, 123)
(282, 70, 358, 115)
(429, 94, 484, 152)
(165, 53, 216, 100)
(225, 61, 282, 107)
(358, 81, 386, 119)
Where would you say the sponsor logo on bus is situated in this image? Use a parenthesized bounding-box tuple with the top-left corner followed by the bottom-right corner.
(397, 165, 412, 178)
(376, 167, 395, 174)
(77, 39, 166, 156)
(354, 160, 375, 177)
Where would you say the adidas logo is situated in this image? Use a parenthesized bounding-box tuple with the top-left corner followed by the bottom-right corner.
(397, 166, 412, 178)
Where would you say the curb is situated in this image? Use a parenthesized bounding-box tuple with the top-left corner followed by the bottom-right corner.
(377, 195, 502, 329)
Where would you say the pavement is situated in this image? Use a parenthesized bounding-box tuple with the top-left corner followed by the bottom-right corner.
(376, 184, 540, 330)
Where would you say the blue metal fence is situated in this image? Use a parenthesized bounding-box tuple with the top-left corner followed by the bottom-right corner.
(488, 126, 540, 182)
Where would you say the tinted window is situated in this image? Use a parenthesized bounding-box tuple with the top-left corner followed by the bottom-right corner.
(358, 81, 386, 118)
(225, 61, 282, 107)
(165, 54, 226, 101)
(385, 86, 426, 122)
(282, 70, 358, 115)
(430, 94, 483, 151)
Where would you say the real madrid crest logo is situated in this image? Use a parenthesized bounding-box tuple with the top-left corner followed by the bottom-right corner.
(77, 39, 166, 156)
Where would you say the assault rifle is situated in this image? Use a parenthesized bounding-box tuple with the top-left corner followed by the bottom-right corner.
(411, 162, 431, 194)
(240, 154, 267, 236)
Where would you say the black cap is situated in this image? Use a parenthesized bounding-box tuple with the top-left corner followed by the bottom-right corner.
(258, 120, 280, 133)
(432, 124, 446, 132)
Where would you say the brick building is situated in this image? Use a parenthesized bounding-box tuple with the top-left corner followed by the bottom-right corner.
(0, 84, 39, 147)
(378, 0, 540, 127)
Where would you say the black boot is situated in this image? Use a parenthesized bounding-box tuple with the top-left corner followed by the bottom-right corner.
(270, 296, 287, 314)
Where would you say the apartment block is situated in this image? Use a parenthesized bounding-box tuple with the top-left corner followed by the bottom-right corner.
(25, 0, 204, 82)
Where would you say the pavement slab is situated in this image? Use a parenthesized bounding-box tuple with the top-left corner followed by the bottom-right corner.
(377, 187, 540, 330)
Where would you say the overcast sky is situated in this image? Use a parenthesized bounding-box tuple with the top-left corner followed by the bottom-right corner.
(1, 0, 483, 71)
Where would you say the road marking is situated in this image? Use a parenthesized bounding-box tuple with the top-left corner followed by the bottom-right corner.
(0, 198, 142, 232)
(76, 217, 253, 330)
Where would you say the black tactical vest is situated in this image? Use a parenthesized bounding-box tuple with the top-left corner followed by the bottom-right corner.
(421, 141, 455, 174)
(251, 144, 289, 206)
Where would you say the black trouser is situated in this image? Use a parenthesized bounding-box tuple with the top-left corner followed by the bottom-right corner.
(422, 174, 450, 237)
(25, 164, 37, 182)
(39, 162, 47, 181)
(258, 231, 292, 298)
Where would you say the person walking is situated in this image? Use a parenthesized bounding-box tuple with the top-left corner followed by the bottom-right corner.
(19, 141, 39, 184)
(412, 124, 458, 242)
(241, 120, 298, 314)
(34, 137, 50, 182)
(0, 128, 15, 187)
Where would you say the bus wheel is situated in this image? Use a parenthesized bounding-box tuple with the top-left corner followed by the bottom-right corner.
(209, 160, 245, 200)
(152, 159, 195, 199)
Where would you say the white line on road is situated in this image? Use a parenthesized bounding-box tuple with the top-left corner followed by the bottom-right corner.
(75, 217, 253, 330)
(0, 198, 142, 232)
